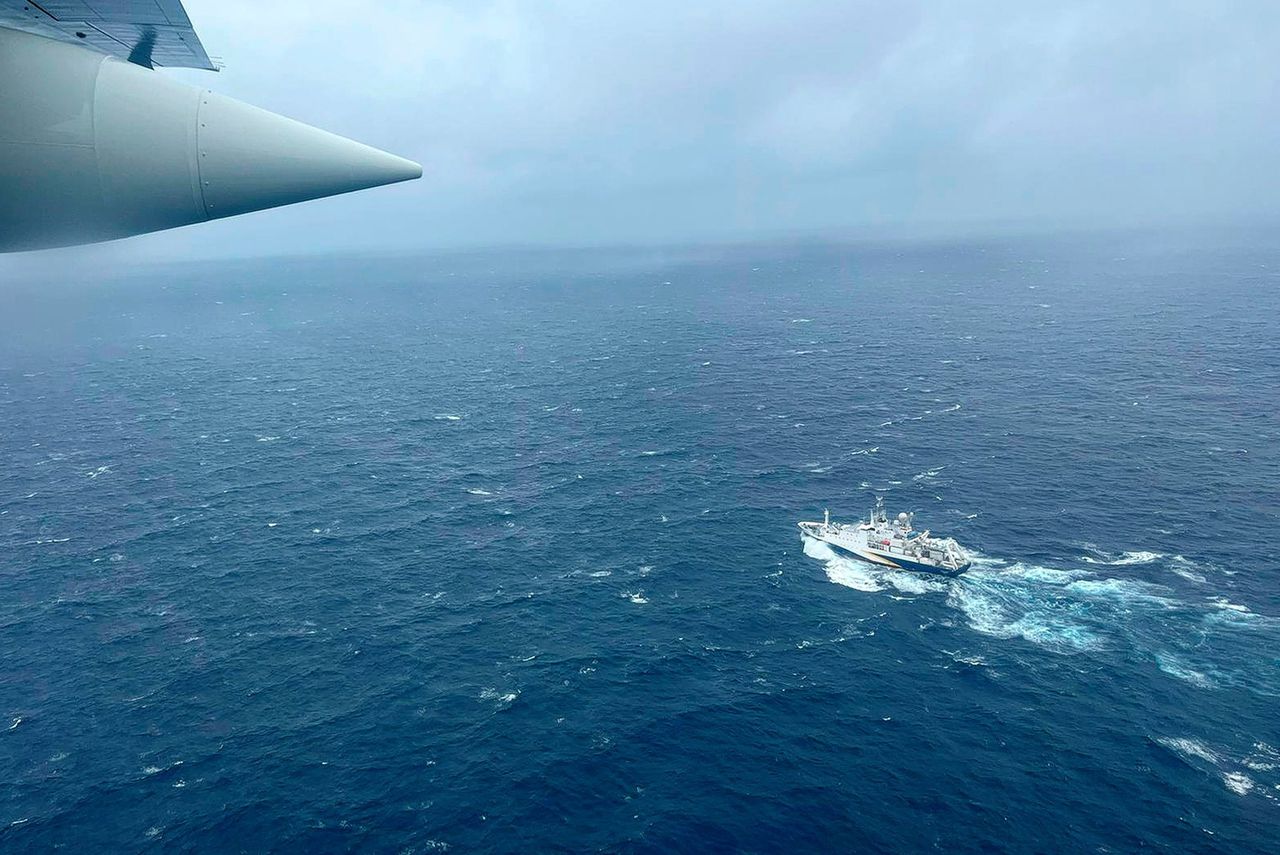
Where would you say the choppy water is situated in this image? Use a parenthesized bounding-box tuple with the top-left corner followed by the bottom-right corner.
(2, 235, 1278, 851)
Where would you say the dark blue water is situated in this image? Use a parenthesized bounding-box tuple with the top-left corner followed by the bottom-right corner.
(2, 235, 1278, 852)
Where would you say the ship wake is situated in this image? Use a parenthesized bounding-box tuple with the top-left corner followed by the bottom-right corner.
(804, 538, 1280, 696)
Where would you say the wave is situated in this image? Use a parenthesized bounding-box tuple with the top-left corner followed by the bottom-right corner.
(1168, 556, 1209, 583)
(478, 688, 519, 709)
(1154, 654, 1216, 689)
(1156, 737, 1279, 801)
(142, 759, 184, 776)
(1080, 549, 1162, 565)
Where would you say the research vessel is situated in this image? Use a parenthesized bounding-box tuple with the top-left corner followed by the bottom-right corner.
(799, 496, 971, 575)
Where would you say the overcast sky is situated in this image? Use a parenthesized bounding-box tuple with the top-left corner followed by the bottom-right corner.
(10, 1, 1280, 263)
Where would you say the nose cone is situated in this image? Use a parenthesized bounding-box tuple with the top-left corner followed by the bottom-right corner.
(197, 92, 421, 220)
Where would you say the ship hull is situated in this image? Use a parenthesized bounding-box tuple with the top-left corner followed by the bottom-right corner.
(803, 530, 969, 577)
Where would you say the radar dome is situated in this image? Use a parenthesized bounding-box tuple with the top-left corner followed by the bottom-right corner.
(897, 512, 909, 523)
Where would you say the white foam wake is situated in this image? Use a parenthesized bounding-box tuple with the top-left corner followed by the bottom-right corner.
(1080, 549, 1162, 565)
(803, 539, 1280, 691)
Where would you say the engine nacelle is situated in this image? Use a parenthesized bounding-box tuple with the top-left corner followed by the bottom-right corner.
(0, 27, 421, 252)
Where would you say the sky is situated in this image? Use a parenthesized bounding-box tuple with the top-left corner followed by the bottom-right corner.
(7, 0, 1280, 264)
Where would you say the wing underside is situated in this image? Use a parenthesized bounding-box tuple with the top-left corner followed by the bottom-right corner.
(0, 0, 216, 70)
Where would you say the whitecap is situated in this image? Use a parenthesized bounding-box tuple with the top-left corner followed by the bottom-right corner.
(1155, 653, 1217, 689)
(1158, 737, 1219, 763)
(1080, 549, 1162, 566)
(479, 688, 519, 708)
(1157, 736, 1280, 799)
(1168, 556, 1208, 583)
(1113, 550, 1162, 565)
(1223, 772, 1255, 795)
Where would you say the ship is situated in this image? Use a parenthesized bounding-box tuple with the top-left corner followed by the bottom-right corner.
(798, 496, 971, 575)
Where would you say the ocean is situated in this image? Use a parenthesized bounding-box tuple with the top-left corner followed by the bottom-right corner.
(2, 233, 1278, 852)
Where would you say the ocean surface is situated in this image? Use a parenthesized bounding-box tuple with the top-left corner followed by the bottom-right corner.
(2, 234, 1278, 852)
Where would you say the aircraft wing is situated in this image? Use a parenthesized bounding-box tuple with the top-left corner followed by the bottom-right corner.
(1, 4, 421, 252)
(0, 0, 216, 70)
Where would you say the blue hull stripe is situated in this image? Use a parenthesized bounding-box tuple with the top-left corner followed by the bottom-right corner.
(824, 539, 968, 577)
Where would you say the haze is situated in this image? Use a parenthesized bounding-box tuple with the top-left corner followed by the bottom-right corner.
(8, 0, 1280, 265)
